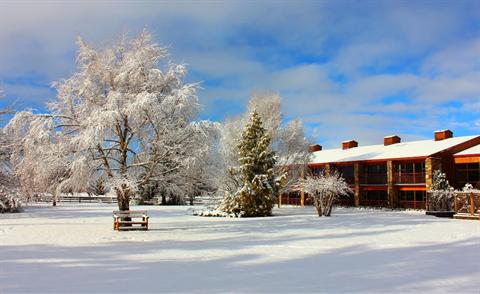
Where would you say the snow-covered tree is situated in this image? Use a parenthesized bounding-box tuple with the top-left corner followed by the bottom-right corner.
(219, 111, 284, 217)
(0, 185, 22, 213)
(427, 170, 454, 211)
(7, 111, 83, 205)
(303, 171, 352, 217)
(7, 30, 216, 211)
(431, 170, 451, 191)
(0, 92, 23, 213)
(219, 92, 311, 199)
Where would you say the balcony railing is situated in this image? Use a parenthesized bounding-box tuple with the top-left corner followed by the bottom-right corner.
(361, 199, 388, 207)
(395, 172, 426, 184)
(361, 173, 387, 185)
(399, 200, 426, 209)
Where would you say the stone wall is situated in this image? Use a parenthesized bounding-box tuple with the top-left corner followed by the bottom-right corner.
(425, 157, 442, 190)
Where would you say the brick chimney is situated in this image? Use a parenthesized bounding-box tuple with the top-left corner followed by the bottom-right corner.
(434, 129, 453, 141)
(308, 144, 322, 152)
(342, 140, 358, 150)
(384, 135, 401, 146)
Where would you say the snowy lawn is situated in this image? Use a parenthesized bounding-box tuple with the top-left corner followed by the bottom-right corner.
(1, 204, 479, 293)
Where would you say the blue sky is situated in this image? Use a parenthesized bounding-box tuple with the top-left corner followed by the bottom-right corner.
(1, 0, 480, 148)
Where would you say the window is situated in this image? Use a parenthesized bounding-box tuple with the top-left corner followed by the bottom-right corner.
(334, 165, 354, 184)
(456, 163, 480, 188)
(362, 164, 387, 184)
(362, 190, 388, 206)
(310, 166, 325, 175)
(398, 190, 426, 209)
(396, 162, 425, 184)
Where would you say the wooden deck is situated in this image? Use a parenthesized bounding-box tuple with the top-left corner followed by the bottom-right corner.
(454, 213, 480, 220)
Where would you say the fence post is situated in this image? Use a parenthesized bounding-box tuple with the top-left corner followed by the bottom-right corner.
(454, 193, 458, 212)
(470, 192, 474, 215)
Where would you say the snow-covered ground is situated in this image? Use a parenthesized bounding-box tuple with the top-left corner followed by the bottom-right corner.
(1, 204, 479, 293)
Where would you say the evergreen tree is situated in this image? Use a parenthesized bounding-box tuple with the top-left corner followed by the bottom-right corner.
(220, 111, 284, 217)
(428, 170, 453, 211)
(431, 170, 451, 191)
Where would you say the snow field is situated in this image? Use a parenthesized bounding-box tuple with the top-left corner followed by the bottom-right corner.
(1, 204, 479, 293)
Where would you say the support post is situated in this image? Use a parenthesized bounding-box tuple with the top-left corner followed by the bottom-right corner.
(300, 168, 305, 207)
(325, 163, 331, 175)
(354, 163, 361, 206)
(425, 157, 442, 190)
(387, 160, 397, 208)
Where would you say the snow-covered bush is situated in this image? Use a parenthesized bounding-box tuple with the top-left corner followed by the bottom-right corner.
(462, 183, 477, 192)
(427, 170, 454, 211)
(218, 111, 285, 217)
(303, 171, 352, 217)
(0, 186, 22, 213)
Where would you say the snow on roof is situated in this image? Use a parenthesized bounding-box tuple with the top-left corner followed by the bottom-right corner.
(454, 144, 480, 156)
(311, 135, 479, 164)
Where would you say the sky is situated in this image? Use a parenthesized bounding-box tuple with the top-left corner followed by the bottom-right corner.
(0, 0, 480, 148)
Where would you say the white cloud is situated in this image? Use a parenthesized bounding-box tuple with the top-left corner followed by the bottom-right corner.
(0, 1, 479, 146)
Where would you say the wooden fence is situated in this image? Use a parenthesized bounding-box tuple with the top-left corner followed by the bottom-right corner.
(453, 192, 479, 220)
(39, 194, 117, 204)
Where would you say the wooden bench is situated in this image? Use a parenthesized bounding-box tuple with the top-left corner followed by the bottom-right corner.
(113, 210, 149, 231)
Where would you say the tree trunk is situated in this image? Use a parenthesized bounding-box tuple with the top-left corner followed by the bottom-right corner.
(324, 194, 334, 216)
(314, 198, 322, 216)
(116, 187, 130, 211)
(52, 191, 57, 207)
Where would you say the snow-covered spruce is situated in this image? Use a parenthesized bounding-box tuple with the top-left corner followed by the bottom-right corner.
(218, 92, 311, 203)
(6, 30, 219, 211)
(427, 170, 454, 211)
(218, 111, 285, 217)
(303, 170, 352, 217)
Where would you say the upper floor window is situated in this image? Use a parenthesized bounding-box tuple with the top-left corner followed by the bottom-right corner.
(362, 164, 387, 184)
(334, 165, 354, 184)
(456, 163, 480, 188)
(395, 162, 425, 184)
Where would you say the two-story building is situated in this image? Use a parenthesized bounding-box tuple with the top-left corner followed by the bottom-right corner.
(282, 130, 480, 209)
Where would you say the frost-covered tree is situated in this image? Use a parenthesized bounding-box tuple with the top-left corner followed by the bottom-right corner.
(8, 110, 91, 206)
(7, 30, 216, 211)
(303, 171, 352, 217)
(431, 170, 451, 191)
(88, 176, 107, 196)
(0, 185, 22, 213)
(219, 111, 284, 217)
(427, 170, 454, 211)
(0, 91, 23, 212)
(219, 92, 311, 199)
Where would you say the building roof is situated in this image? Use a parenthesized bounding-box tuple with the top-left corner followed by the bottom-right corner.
(311, 135, 479, 164)
(454, 144, 480, 157)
